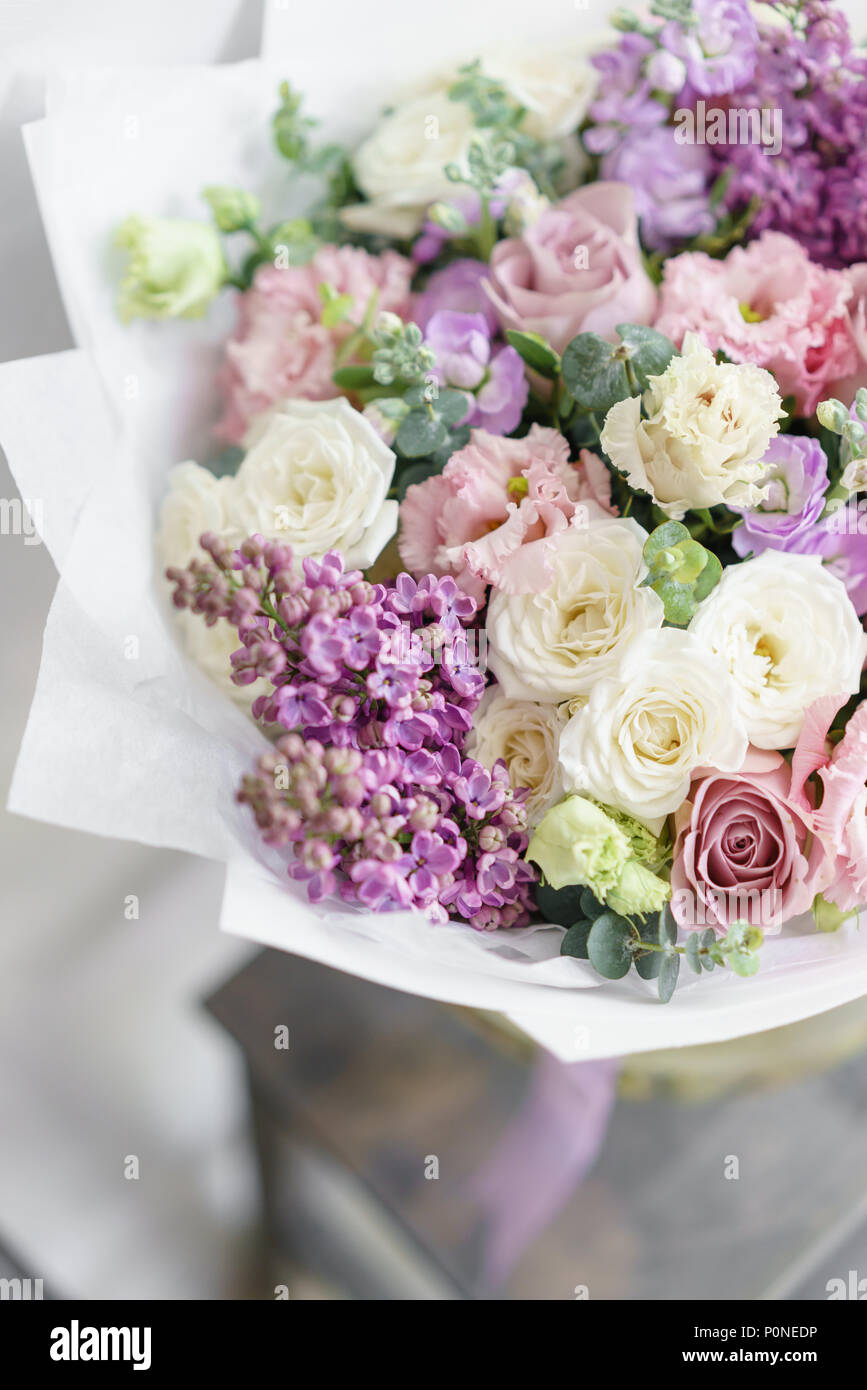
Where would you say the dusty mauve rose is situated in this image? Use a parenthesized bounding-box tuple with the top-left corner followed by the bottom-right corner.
(483, 182, 657, 354)
(670, 742, 833, 935)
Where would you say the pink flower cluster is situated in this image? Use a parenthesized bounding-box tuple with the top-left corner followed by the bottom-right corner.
(655, 231, 867, 415)
(216, 244, 413, 443)
(398, 425, 615, 602)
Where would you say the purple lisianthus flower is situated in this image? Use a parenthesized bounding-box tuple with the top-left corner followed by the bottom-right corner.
(600, 126, 714, 251)
(789, 509, 867, 617)
(425, 310, 490, 390)
(423, 311, 528, 435)
(468, 345, 528, 435)
(732, 435, 830, 558)
(414, 260, 498, 335)
(661, 0, 758, 97)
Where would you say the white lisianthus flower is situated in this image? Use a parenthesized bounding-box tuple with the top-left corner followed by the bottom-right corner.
(234, 397, 398, 569)
(483, 49, 597, 141)
(466, 691, 567, 824)
(558, 627, 748, 819)
(688, 551, 867, 749)
(601, 333, 784, 520)
(342, 91, 475, 238)
(485, 517, 664, 701)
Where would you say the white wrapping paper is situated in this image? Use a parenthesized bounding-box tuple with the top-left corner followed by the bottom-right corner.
(5, 52, 867, 1060)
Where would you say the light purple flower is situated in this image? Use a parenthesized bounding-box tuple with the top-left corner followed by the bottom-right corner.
(468, 345, 528, 435)
(414, 260, 498, 335)
(425, 310, 490, 390)
(732, 435, 830, 558)
(600, 126, 714, 252)
(661, 0, 758, 97)
(788, 513, 867, 617)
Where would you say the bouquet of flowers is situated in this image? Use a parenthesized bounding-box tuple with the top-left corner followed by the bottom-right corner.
(6, 0, 867, 1052)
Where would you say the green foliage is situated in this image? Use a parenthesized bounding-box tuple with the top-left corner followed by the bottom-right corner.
(505, 330, 561, 380)
(641, 521, 722, 624)
(557, 902, 765, 1003)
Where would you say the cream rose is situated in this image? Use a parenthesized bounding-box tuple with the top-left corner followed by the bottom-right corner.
(558, 627, 749, 819)
(601, 333, 784, 519)
(158, 461, 239, 568)
(342, 91, 475, 238)
(485, 517, 664, 701)
(158, 464, 264, 708)
(234, 397, 398, 569)
(466, 691, 567, 825)
(688, 551, 867, 750)
(483, 50, 596, 141)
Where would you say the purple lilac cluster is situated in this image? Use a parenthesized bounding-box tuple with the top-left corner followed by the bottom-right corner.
(716, 2, 867, 268)
(583, 0, 760, 252)
(167, 534, 537, 928)
(239, 737, 536, 928)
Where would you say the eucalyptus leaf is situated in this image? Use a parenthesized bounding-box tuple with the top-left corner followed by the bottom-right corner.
(536, 881, 588, 929)
(615, 323, 677, 388)
(587, 912, 634, 980)
(657, 952, 680, 1003)
(561, 333, 630, 416)
(560, 920, 593, 959)
(580, 888, 606, 921)
(659, 908, 677, 948)
(684, 932, 702, 974)
(395, 459, 445, 501)
(395, 409, 448, 459)
(634, 948, 662, 981)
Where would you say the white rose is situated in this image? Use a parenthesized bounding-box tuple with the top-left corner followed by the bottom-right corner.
(601, 333, 784, 520)
(485, 517, 664, 701)
(483, 49, 597, 140)
(158, 461, 239, 568)
(688, 551, 867, 749)
(466, 691, 567, 825)
(234, 397, 398, 569)
(559, 628, 749, 819)
(158, 464, 266, 708)
(343, 91, 476, 238)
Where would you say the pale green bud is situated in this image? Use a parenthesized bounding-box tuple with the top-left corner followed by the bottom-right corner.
(115, 216, 226, 321)
(202, 185, 260, 233)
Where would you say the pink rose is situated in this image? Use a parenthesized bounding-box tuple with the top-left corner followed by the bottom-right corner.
(398, 426, 615, 602)
(670, 730, 835, 934)
(812, 699, 867, 913)
(655, 232, 867, 416)
(483, 182, 657, 355)
(216, 245, 413, 443)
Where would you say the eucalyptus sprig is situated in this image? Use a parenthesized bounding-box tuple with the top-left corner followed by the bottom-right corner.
(553, 892, 764, 1004)
(641, 521, 722, 624)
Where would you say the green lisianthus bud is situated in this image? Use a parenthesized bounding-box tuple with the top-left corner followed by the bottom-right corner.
(606, 860, 671, 917)
(526, 796, 630, 895)
(202, 185, 261, 233)
(115, 216, 226, 321)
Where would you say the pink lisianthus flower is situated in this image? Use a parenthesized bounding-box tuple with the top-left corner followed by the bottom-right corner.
(670, 714, 838, 934)
(655, 232, 866, 416)
(216, 244, 413, 443)
(484, 182, 657, 355)
(398, 426, 615, 602)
